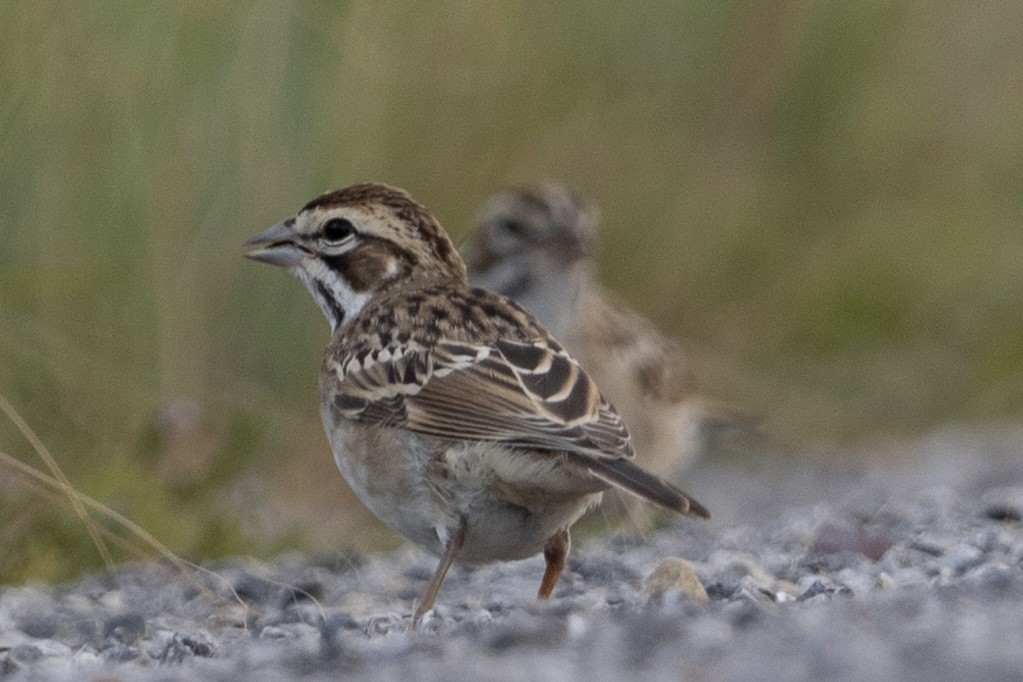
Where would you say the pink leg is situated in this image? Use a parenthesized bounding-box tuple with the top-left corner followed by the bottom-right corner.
(413, 524, 465, 625)
(537, 529, 570, 599)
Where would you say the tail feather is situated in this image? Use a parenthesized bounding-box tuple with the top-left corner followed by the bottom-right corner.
(574, 454, 710, 519)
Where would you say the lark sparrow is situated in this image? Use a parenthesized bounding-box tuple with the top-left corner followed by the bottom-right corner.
(463, 184, 752, 501)
(245, 183, 708, 622)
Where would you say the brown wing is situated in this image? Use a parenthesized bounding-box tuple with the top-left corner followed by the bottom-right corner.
(325, 336, 709, 518)
(325, 337, 634, 460)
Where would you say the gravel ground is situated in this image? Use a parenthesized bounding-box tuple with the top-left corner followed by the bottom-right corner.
(2, 425, 1021, 681)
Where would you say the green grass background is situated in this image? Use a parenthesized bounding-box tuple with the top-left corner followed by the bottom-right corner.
(1, 2, 1020, 583)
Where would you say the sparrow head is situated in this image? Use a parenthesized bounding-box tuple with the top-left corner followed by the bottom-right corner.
(462, 183, 598, 278)
(245, 182, 466, 332)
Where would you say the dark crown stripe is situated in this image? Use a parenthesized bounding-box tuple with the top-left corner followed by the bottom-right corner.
(302, 182, 413, 213)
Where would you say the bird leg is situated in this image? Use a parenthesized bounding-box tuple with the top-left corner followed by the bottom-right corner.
(537, 529, 571, 599)
(413, 522, 465, 625)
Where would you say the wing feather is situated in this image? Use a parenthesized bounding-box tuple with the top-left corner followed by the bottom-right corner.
(326, 337, 633, 460)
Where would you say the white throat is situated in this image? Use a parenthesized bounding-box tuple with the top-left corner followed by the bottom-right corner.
(293, 258, 371, 333)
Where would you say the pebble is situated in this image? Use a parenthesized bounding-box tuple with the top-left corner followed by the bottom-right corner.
(642, 557, 708, 601)
(980, 486, 1023, 521)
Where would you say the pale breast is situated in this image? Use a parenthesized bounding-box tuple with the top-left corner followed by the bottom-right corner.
(440, 440, 604, 562)
(319, 404, 604, 563)
(320, 407, 451, 552)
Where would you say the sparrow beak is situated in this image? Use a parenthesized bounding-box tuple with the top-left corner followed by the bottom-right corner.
(244, 220, 305, 267)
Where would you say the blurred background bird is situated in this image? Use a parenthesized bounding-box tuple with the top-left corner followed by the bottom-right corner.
(463, 183, 757, 522)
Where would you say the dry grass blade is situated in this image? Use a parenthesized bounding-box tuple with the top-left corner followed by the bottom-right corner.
(0, 447, 259, 616)
(0, 392, 114, 569)
(0, 403, 325, 626)
(0, 391, 252, 612)
(2, 463, 162, 565)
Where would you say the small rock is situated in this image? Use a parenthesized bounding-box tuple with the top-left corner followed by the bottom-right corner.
(643, 558, 708, 601)
(981, 486, 1023, 522)
(775, 590, 796, 604)
(17, 614, 59, 639)
(704, 580, 741, 600)
(281, 601, 326, 626)
(282, 580, 325, 606)
(875, 572, 897, 589)
(945, 543, 984, 574)
(969, 528, 1000, 552)
(796, 579, 853, 602)
(812, 522, 891, 561)
(322, 612, 360, 633)
(102, 642, 140, 663)
(984, 506, 1022, 522)
(31, 640, 70, 657)
(961, 562, 1019, 595)
(909, 539, 944, 557)
(735, 577, 780, 604)
(104, 612, 146, 644)
(159, 632, 217, 663)
(0, 653, 18, 675)
(365, 613, 406, 636)
(209, 601, 251, 628)
(146, 629, 176, 659)
(233, 573, 279, 606)
(260, 625, 291, 639)
(8, 644, 42, 664)
(723, 595, 765, 628)
(71, 646, 100, 664)
(706, 550, 799, 597)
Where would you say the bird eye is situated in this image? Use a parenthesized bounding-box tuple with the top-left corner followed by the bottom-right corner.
(498, 218, 527, 237)
(322, 217, 355, 243)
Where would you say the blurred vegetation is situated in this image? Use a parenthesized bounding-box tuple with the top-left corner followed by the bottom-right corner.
(1, 1, 1020, 583)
